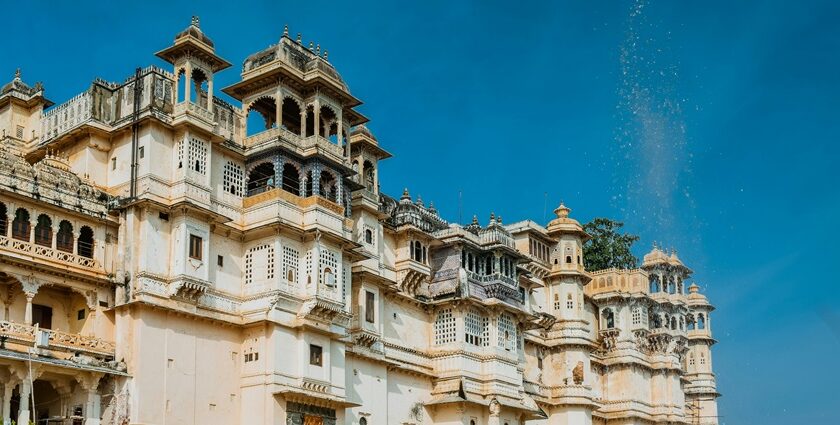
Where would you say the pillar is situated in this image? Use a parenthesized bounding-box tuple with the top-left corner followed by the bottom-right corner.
(337, 117, 344, 152)
(184, 63, 192, 105)
(17, 379, 31, 425)
(311, 165, 322, 197)
(275, 91, 282, 129)
(207, 78, 214, 113)
(1, 381, 13, 425)
(313, 102, 321, 138)
(300, 110, 307, 138)
(24, 292, 35, 325)
(76, 373, 103, 425)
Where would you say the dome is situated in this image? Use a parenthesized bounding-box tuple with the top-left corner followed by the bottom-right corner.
(642, 247, 669, 266)
(546, 203, 589, 239)
(175, 16, 214, 48)
(1, 69, 37, 96)
(351, 124, 377, 142)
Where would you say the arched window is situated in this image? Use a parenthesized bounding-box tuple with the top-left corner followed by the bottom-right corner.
(281, 164, 300, 195)
(247, 163, 275, 196)
(364, 229, 373, 244)
(78, 226, 94, 258)
(670, 317, 677, 330)
(565, 255, 572, 264)
(602, 308, 615, 329)
(697, 313, 706, 330)
(553, 293, 560, 310)
(190, 68, 209, 108)
(650, 312, 662, 329)
(668, 278, 676, 294)
(56, 220, 74, 253)
(0, 202, 7, 236)
(649, 275, 660, 293)
(12, 208, 30, 241)
(686, 314, 696, 330)
(360, 418, 367, 425)
(281, 97, 301, 135)
(34, 214, 52, 247)
(176, 69, 186, 103)
(363, 160, 375, 189)
(323, 267, 335, 287)
(566, 293, 574, 309)
(319, 171, 337, 202)
(246, 97, 277, 136)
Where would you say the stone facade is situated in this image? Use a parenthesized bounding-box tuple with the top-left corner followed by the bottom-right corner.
(0, 18, 719, 425)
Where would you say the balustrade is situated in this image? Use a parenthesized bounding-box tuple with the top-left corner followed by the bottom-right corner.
(0, 320, 115, 356)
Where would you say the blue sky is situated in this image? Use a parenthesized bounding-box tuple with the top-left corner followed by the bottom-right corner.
(4, 0, 838, 422)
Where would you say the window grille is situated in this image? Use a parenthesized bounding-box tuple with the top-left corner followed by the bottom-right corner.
(188, 138, 208, 174)
(498, 314, 517, 351)
(320, 249, 339, 287)
(244, 244, 274, 285)
(465, 309, 489, 347)
(632, 307, 642, 325)
(434, 309, 456, 345)
(566, 294, 574, 309)
(223, 161, 244, 196)
(283, 245, 299, 290)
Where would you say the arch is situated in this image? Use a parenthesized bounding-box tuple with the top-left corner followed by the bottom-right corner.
(670, 316, 677, 330)
(364, 228, 373, 244)
(56, 220, 74, 253)
(686, 314, 696, 330)
(363, 160, 375, 189)
(78, 226, 94, 258)
(650, 311, 662, 328)
(304, 170, 314, 196)
(304, 105, 315, 137)
(0, 202, 7, 235)
(323, 266, 336, 287)
(246, 96, 277, 136)
(565, 255, 572, 264)
(34, 214, 52, 247)
(318, 170, 338, 202)
(247, 162, 275, 196)
(649, 275, 660, 293)
(190, 68, 209, 108)
(319, 104, 338, 142)
(281, 97, 302, 135)
(12, 207, 30, 241)
(697, 313, 706, 330)
(667, 277, 676, 294)
(281, 164, 301, 195)
(360, 418, 368, 425)
(176, 68, 187, 103)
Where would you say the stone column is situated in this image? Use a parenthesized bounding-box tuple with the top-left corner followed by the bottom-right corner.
(28, 215, 36, 244)
(24, 291, 35, 326)
(336, 117, 344, 150)
(311, 165, 322, 197)
(300, 110, 307, 138)
(17, 379, 31, 425)
(207, 78, 214, 113)
(76, 373, 103, 425)
(184, 63, 192, 105)
(275, 91, 282, 129)
(1, 380, 14, 425)
(51, 220, 58, 250)
(313, 102, 321, 138)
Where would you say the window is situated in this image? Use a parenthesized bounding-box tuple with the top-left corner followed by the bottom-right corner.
(189, 234, 202, 260)
(465, 309, 489, 347)
(217, 255, 224, 267)
(244, 352, 259, 363)
(364, 228, 373, 244)
(283, 245, 299, 289)
(566, 293, 574, 309)
(433, 309, 456, 345)
(0, 202, 7, 235)
(139, 146, 145, 159)
(365, 291, 375, 323)
(602, 308, 615, 329)
(16, 125, 24, 139)
(632, 307, 642, 325)
(497, 314, 516, 351)
(56, 220, 74, 252)
(111, 157, 117, 170)
(360, 418, 368, 425)
(223, 161, 244, 196)
(245, 244, 275, 285)
(77, 309, 86, 320)
(411, 240, 427, 263)
(309, 344, 323, 366)
(188, 138, 208, 174)
(565, 255, 572, 264)
(34, 214, 52, 247)
(12, 208, 30, 241)
(554, 293, 561, 310)
(159, 212, 169, 221)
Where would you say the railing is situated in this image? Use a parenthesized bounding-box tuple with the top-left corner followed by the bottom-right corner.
(173, 101, 214, 124)
(40, 91, 93, 142)
(0, 234, 98, 269)
(478, 227, 514, 248)
(0, 320, 116, 356)
(466, 271, 517, 287)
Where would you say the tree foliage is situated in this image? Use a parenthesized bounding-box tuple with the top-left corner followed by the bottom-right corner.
(583, 217, 640, 271)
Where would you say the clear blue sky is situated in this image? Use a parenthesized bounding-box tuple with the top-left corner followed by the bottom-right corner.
(4, 1, 838, 423)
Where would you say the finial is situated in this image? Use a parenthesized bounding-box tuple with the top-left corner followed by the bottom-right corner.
(472, 215, 479, 225)
(191, 16, 200, 28)
(416, 195, 424, 207)
(283, 24, 289, 36)
(14, 68, 21, 80)
(401, 188, 411, 201)
(554, 202, 571, 218)
(429, 201, 437, 213)
(309, 41, 314, 51)
(316, 44, 321, 55)
(490, 212, 495, 224)
(497, 215, 502, 224)
(324, 50, 328, 60)
(297, 33, 302, 43)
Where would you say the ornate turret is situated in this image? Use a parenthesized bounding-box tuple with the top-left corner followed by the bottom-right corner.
(1, 69, 52, 151)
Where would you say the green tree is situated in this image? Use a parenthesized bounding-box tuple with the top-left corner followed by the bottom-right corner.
(582, 218, 640, 271)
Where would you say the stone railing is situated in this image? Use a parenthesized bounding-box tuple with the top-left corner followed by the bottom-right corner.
(0, 234, 99, 270)
(40, 91, 94, 142)
(173, 101, 214, 124)
(478, 227, 514, 248)
(300, 135, 344, 161)
(0, 320, 116, 356)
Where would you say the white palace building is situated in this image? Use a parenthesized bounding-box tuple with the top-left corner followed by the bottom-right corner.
(0, 19, 719, 425)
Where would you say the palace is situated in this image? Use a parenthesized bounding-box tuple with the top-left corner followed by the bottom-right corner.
(0, 19, 719, 425)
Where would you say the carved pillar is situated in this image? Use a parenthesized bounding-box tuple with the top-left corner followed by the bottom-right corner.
(184, 63, 192, 105)
(28, 215, 36, 244)
(1, 380, 14, 425)
(311, 165, 322, 197)
(51, 380, 74, 424)
(272, 157, 285, 193)
(207, 78, 214, 113)
(76, 373, 103, 425)
(275, 90, 282, 129)
(313, 101, 321, 138)
(24, 291, 35, 325)
(17, 379, 31, 425)
(300, 110, 307, 138)
(73, 227, 80, 255)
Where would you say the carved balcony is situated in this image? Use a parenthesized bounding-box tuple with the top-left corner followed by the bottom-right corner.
(0, 320, 116, 358)
(0, 234, 100, 272)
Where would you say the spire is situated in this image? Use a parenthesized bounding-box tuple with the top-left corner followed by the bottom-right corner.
(14, 68, 21, 80)
(472, 215, 479, 225)
(297, 33, 302, 43)
(554, 202, 571, 218)
(489, 212, 496, 225)
(323, 50, 329, 61)
(400, 188, 411, 201)
(191, 15, 200, 28)
(416, 195, 424, 207)
(283, 24, 289, 36)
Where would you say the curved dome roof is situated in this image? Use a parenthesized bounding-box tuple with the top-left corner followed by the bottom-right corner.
(175, 17, 214, 48)
(351, 124, 377, 142)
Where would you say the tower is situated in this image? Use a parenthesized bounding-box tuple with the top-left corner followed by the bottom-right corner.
(155, 16, 231, 112)
(0, 68, 52, 153)
(685, 282, 720, 424)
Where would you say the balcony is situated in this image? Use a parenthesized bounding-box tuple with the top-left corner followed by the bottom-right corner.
(242, 188, 350, 235)
(0, 234, 100, 272)
(0, 320, 116, 357)
(242, 128, 346, 165)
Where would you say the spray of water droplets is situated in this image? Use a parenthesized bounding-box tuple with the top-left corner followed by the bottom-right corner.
(612, 0, 699, 250)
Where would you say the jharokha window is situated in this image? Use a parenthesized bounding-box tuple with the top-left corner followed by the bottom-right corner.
(12, 208, 30, 241)
(34, 214, 52, 247)
(365, 291, 375, 323)
(309, 344, 323, 366)
(189, 234, 203, 260)
(56, 220, 74, 252)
